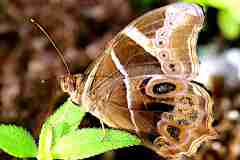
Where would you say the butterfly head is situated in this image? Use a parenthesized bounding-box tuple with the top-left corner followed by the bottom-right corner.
(59, 74, 84, 104)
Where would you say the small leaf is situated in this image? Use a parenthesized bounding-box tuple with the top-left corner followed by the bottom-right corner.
(38, 124, 53, 160)
(0, 124, 37, 158)
(44, 99, 86, 144)
(51, 128, 141, 160)
(218, 10, 240, 40)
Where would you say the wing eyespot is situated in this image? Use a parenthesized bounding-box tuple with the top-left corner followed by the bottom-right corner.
(152, 82, 176, 95)
(155, 38, 167, 48)
(157, 49, 170, 61)
(162, 61, 183, 74)
(155, 29, 170, 48)
(139, 77, 152, 95)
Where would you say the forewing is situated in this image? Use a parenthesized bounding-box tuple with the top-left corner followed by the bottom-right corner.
(111, 3, 204, 79)
(83, 3, 205, 100)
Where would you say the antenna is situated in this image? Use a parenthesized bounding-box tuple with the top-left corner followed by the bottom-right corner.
(30, 18, 71, 75)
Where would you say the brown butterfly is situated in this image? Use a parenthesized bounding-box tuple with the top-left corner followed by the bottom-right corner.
(60, 3, 217, 158)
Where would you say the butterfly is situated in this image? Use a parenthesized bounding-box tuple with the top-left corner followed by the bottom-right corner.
(60, 3, 217, 158)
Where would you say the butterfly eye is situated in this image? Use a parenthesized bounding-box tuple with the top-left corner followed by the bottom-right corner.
(60, 75, 77, 93)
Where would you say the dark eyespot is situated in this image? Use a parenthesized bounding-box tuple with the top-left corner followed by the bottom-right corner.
(156, 38, 166, 47)
(157, 40, 164, 46)
(169, 64, 176, 72)
(146, 102, 174, 112)
(158, 49, 169, 60)
(159, 41, 163, 45)
(167, 125, 180, 141)
(153, 82, 176, 94)
(162, 62, 182, 74)
(139, 77, 152, 94)
(169, 64, 175, 68)
(142, 77, 151, 86)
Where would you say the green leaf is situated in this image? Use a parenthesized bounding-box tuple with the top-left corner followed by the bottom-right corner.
(38, 124, 53, 160)
(218, 10, 240, 40)
(0, 124, 37, 158)
(38, 99, 85, 159)
(227, 8, 240, 24)
(45, 99, 86, 144)
(51, 128, 141, 160)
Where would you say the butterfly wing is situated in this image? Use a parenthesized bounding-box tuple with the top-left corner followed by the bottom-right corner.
(110, 3, 204, 79)
(87, 73, 216, 158)
(84, 2, 204, 101)
(92, 3, 215, 158)
(72, 2, 216, 159)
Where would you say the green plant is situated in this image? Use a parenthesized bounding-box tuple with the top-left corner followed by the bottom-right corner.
(0, 99, 141, 160)
(183, 0, 240, 40)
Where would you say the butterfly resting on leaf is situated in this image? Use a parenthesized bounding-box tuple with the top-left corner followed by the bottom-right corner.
(59, 3, 217, 159)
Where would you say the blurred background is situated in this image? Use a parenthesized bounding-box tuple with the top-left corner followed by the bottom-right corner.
(0, 0, 240, 159)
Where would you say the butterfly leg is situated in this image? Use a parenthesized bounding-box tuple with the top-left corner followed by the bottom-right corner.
(100, 119, 106, 142)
